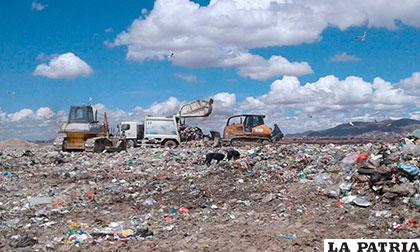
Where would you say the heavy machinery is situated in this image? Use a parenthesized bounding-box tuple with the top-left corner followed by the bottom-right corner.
(53, 105, 126, 153)
(213, 114, 283, 146)
(119, 116, 181, 148)
(118, 99, 214, 148)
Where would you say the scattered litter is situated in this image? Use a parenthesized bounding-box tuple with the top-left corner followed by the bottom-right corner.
(0, 137, 418, 250)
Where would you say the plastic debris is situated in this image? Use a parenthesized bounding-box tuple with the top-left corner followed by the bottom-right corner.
(352, 196, 371, 207)
(398, 163, 420, 177)
(27, 196, 54, 207)
(0, 138, 418, 250)
(3, 171, 12, 178)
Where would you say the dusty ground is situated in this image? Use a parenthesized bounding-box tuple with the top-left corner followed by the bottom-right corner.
(0, 141, 418, 251)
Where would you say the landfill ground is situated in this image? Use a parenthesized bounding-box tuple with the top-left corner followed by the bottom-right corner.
(0, 140, 418, 251)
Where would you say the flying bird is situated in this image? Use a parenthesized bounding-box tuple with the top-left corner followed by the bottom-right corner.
(8, 91, 16, 96)
(355, 31, 367, 41)
(349, 121, 355, 126)
(168, 50, 175, 59)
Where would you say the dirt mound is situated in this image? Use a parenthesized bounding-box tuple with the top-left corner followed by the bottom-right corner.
(0, 139, 37, 149)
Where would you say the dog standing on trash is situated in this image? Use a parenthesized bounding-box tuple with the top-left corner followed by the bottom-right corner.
(204, 153, 225, 166)
(205, 149, 240, 166)
(227, 149, 240, 161)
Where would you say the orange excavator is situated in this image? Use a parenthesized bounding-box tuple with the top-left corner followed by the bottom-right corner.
(213, 114, 283, 146)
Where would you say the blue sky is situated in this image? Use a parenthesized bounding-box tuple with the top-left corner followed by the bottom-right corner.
(0, 0, 419, 139)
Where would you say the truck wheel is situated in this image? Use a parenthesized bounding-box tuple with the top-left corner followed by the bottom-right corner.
(163, 140, 178, 148)
(126, 140, 135, 148)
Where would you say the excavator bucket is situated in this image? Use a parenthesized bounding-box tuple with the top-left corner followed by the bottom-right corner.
(178, 99, 213, 118)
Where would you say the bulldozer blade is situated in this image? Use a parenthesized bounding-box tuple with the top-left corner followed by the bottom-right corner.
(210, 131, 222, 147)
(230, 137, 271, 147)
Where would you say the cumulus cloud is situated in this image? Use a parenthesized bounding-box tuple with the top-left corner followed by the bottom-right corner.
(31, 1, 46, 11)
(240, 73, 419, 132)
(111, 0, 420, 80)
(409, 111, 420, 120)
(146, 97, 182, 116)
(36, 107, 55, 120)
(174, 73, 199, 83)
(9, 109, 34, 122)
(33, 52, 93, 80)
(1, 71, 419, 140)
(330, 52, 360, 62)
(397, 72, 420, 97)
(233, 55, 313, 80)
(212, 92, 237, 115)
(242, 75, 416, 113)
(0, 107, 64, 141)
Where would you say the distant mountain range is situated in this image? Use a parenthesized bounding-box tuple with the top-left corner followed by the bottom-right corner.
(298, 119, 420, 137)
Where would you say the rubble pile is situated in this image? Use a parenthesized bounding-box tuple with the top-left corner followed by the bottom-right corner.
(179, 125, 204, 142)
(0, 138, 418, 251)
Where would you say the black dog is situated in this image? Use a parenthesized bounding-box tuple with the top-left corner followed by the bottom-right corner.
(227, 149, 240, 161)
(205, 152, 225, 166)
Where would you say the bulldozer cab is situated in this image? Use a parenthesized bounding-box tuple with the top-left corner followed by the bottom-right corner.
(68, 106, 96, 123)
(224, 114, 270, 140)
(243, 115, 265, 132)
(226, 115, 265, 132)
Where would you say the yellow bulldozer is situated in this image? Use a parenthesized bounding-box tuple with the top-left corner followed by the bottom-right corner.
(53, 105, 126, 152)
(212, 114, 284, 146)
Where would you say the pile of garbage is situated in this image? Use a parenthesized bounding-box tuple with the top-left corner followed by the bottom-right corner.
(0, 136, 418, 250)
(179, 125, 204, 142)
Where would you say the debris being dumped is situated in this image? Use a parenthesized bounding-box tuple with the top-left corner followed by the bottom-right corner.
(179, 125, 204, 142)
(116, 99, 213, 148)
(0, 136, 418, 250)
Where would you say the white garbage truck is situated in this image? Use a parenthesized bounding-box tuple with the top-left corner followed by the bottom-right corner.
(119, 99, 213, 148)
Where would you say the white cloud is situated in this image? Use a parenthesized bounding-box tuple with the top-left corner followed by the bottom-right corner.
(36, 107, 54, 120)
(212, 92, 237, 115)
(146, 97, 181, 116)
(240, 73, 419, 132)
(232, 54, 313, 80)
(242, 75, 416, 114)
(111, 0, 420, 80)
(9, 109, 34, 122)
(1, 71, 419, 140)
(330, 52, 360, 62)
(174, 73, 199, 83)
(409, 111, 420, 120)
(397, 72, 420, 97)
(33, 52, 93, 80)
(0, 107, 64, 141)
(31, 1, 46, 11)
